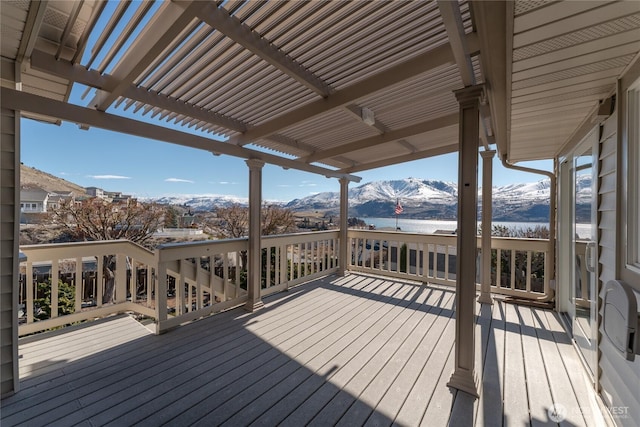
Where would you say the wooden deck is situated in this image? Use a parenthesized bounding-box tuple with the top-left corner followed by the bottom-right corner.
(1, 273, 609, 426)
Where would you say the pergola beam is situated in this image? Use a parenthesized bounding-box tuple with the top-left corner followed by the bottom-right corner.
(343, 104, 419, 153)
(89, 1, 206, 111)
(440, 1, 499, 150)
(302, 113, 458, 164)
(16, 0, 48, 65)
(230, 35, 478, 145)
(470, 1, 509, 158)
(264, 135, 355, 168)
(339, 143, 458, 174)
(438, 0, 476, 86)
(184, 1, 331, 98)
(2, 87, 360, 183)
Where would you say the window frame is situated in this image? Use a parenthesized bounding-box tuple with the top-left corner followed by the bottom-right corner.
(626, 78, 640, 271)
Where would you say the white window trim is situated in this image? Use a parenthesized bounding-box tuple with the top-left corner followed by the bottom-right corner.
(627, 77, 640, 271)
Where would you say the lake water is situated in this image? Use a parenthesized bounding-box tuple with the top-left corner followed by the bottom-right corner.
(361, 217, 592, 239)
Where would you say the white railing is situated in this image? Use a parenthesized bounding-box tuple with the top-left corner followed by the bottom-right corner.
(261, 230, 340, 296)
(155, 238, 249, 333)
(18, 240, 156, 336)
(18, 230, 551, 336)
(346, 230, 550, 300)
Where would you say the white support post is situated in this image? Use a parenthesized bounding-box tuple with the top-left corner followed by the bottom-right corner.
(338, 177, 349, 276)
(447, 84, 483, 398)
(478, 149, 495, 305)
(156, 261, 168, 333)
(245, 159, 265, 312)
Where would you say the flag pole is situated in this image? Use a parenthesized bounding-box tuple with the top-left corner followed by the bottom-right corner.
(395, 198, 398, 230)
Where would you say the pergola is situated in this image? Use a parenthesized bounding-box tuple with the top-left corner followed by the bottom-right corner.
(2, 0, 638, 399)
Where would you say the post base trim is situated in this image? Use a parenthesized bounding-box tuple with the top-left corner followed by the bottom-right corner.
(447, 369, 479, 398)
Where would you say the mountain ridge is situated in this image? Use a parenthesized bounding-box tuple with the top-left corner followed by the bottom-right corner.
(19, 165, 590, 222)
(20, 164, 86, 196)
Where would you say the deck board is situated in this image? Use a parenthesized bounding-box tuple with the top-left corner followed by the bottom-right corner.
(518, 305, 556, 427)
(1, 273, 611, 427)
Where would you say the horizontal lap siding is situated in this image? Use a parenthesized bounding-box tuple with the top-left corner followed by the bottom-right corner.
(0, 107, 18, 396)
(598, 123, 640, 426)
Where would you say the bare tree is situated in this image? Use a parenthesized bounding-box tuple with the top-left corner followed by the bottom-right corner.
(213, 203, 298, 274)
(51, 198, 163, 303)
(262, 204, 297, 236)
(214, 203, 297, 238)
(214, 204, 249, 239)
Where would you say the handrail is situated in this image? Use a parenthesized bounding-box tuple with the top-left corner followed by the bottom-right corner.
(261, 230, 340, 295)
(345, 230, 551, 300)
(18, 240, 156, 336)
(18, 230, 552, 336)
(154, 238, 249, 333)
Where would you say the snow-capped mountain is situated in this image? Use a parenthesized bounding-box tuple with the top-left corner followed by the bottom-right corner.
(148, 194, 248, 210)
(147, 176, 592, 222)
(286, 177, 591, 221)
(286, 178, 459, 211)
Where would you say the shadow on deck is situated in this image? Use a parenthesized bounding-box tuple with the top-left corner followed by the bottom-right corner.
(1, 273, 608, 426)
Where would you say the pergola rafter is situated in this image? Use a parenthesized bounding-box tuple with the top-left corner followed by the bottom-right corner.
(229, 36, 477, 146)
(89, 1, 207, 112)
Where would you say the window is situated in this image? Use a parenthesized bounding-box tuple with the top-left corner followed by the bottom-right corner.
(628, 78, 640, 269)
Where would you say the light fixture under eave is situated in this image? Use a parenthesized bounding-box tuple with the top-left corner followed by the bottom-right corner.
(361, 107, 375, 126)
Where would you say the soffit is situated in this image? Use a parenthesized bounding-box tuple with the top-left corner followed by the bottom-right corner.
(507, 0, 640, 162)
(4, 1, 638, 176)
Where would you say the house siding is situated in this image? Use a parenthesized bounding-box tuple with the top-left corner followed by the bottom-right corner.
(0, 106, 19, 396)
(598, 111, 640, 426)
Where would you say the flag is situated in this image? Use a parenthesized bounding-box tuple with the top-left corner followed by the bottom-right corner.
(395, 199, 403, 215)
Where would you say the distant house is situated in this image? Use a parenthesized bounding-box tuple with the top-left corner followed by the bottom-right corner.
(20, 188, 76, 223)
(46, 191, 74, 210)
(20, 188, 49, 213)
(85, 186, 105, 198)
(86, 187, 133, 203)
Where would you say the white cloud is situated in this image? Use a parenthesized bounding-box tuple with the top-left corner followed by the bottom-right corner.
(165, 178, 195, 183)
(88, 174, 131, 180)
(299, 183, 317, 187)
(277, 184, 293, 187)
(211, 181, 238, 185)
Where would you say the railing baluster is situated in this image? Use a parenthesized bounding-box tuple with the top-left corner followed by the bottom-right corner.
(223, 253, 229, 301)
(156, 261, 168, 323)
(510, 249, 516, 290)
(297, 243, 302, 278)
(75, 257, 83, 313)
(196, 262, 202, 310)
(51, 259, 59, 318)
(97, 256, 103, 307)
(130, 260, 137, 303)
(116, 253, 127, 303)
(265, 246, 271, 287)
(544, 252, 549, 297)
(496, 248, 502, 288)
(177, 260, 184, 315)
(444, 245, 450, 280)
(526, 251, 532, 292)
(26, 261, 34, 323)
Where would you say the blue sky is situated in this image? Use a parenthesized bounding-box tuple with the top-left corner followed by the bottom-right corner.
(20, 1, 552, 202)
(21, 117, 552, 202)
